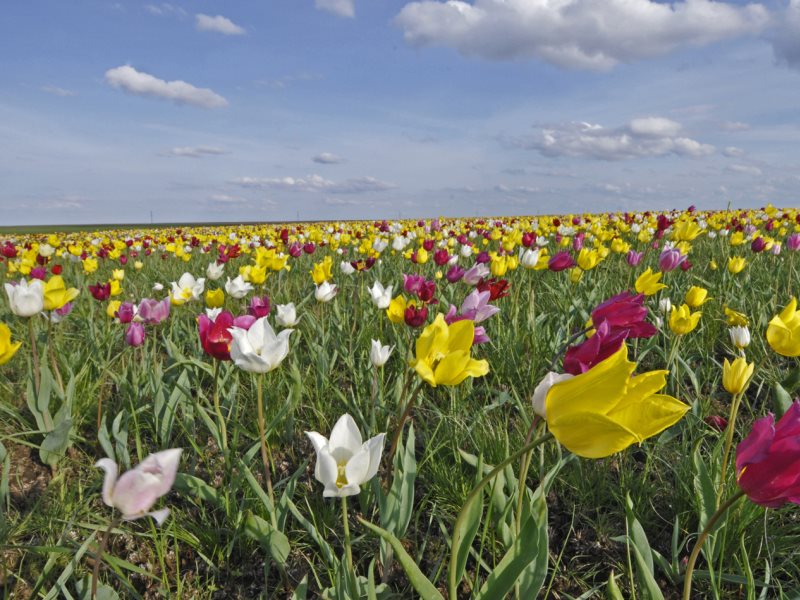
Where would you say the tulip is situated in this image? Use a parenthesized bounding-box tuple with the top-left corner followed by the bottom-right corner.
(198, 311, 236, 361)
(724, 305, 749, 327)
(590, 291, 656, 338)
(476, 277, 510, 300)
(340, 261, 355, 275)
(134, 261, 143, 271)
(548, 251, 576, 272)
(750, 237, 767, 253)
(225, 275, 254, 300)
(658, 248, 686, 272)
(170, 273, 205, 305)
(729, 325, 751, 350)
(386, 295, 407, 324)
(89, 282, 111, 301)
(109, 280, 122, 297)
(446, 265, 466, 283)
(519, 248, 539, 269)
(564, 321, 628, 375)
(369, 339, 393, 367)
(115, 302, 136, 324)
(787, 233, 800, 251)
(0, 322, 22, 365)
(459, 289, 499, 323)
(410, 314, 489, 387)
(137, 298, 170, 324)
(534, 345, 688, 458)
(207, 261, 225, 281)
(704, 415, 728, 431)
(305, 414, 385, 497)
(228, 316, 293, 373)
(46, 302, 73, 324)
(125, 322, 146, 347)
(368, 281, 393, 310)
(462, 263, 489, 285)
(4, 279, 44, 317)
(95, 448, 181, 523)
(249, 296, 271, 318)
(310, 256, 333, 284)
(658, 297, 672, 315)
(766, 297, 800, 356)
(275, 302, 298, 327)
(634, 268, 667, 296)
(112, 269, 125, 281)
(30, 267, 47, 280)
(106, 301, 122, 319)
(626, 250, 643, 267)
(404, 303, 428, 327)
(684, 285, 710, 308)
(727, 257, 746, 274)
(205, 288, 225, 308)
(315, 281, 338, 303)
(722, 357, 754, 395)
(669, 304, 702, 335)
(403, 273, 426, 295)
(736, 401, 800, 507)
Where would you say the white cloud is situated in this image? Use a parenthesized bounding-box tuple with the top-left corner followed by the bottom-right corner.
(394, 0, 769, 70)
(208, 194, 247, 203)
(522, 117, 714, 160)
(41, 85, 77, 97)
(727, 164, 762, 176)
(771, 0, 800, 69)
(313, 152, 345, 164)
(195, 14, 246, 35)
(105, 65, 228, 108)
(229, 174, 394, 194)
(723, 146, 745, 157)
(721, 120, 751, 131)
(315, 0, 355, 18)
(145, 3, 186, 17)
(164, 146, 227, 158)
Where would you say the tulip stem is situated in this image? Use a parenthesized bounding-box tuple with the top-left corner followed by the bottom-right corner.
(256, 374, 278, 528)
(682, 489, 745, 600)
(91, 516, 122, 600)
(716, 392, 743, 506)
(387, 380, 424, 464)
(212, 360, 228, 453)
(514, 416, 541, 534)
(342, 496, 354, 576)
(46, 316, 64, 395)
(28, 318, 41, 395)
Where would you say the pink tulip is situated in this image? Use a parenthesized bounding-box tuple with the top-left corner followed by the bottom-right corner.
(116, 302, 136, 324)
(137, 298, 170, 324)
(658, 248, 686, 272)
(626, 250, 643, 267)
(125, 322, 146, 347)
(548, 251, 575, 272)
(249, 296, 271, 318)
(787, 233, 800, 251)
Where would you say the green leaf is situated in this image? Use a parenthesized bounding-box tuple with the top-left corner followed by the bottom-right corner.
(358, 518, 444, 600)
(607, 571, 625, 600)
(39, 416, 72, 469)
(173, 473, 222, 507)
(449, 455, 485, 592)
(291, 575, 308, 600)
(773, 383, 793, 418)
(244, 512, 290, 567)
(624, 494, 664, 600)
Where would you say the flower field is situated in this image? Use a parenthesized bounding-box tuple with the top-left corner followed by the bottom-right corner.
(2, 205, 800, 599)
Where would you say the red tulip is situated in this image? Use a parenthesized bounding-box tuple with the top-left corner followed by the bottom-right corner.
(563, 321, 627, 375)
(198, 312, 235, 361)
(476, 277, 510, 300)
(705, 415, 728, 431)
(404, 304, 428, 328)
(548, 251, 575, 272)
(89, 282, 111, 301)
(591, 291, 656, 339)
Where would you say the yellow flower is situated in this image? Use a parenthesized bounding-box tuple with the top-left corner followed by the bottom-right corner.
(670, 220, 703, 242)
(542, 345, 688, 458)
(722, 357, 754, 395)
(386, 295, 407, 324)
(43, 276, 80, 311)
(416, 247, 429, 264)
(669, 304, 701, 335)
(576, 248, 601, 271)
(724, 306, 749, 327)
(685, 286, 710, 308)
(310, 256, 333, 285)
(205, 289, 225, 308)
(730, 231, 745, 246)
(490, 255, 509, 277)
(709, 260, 718, 271)
(634, 268, 667, 296)
(107, 300, 122, 319)
(112, 269, 125, 281)
(0, 323, 22, 366)
(410, 314, 489, 387)
(109, 280, 123, 297)
(83, 257, 98, 274)
(766, 298, 800, 357)
(569, 267, 584, 283)
(727, 257, 746, 274)
(134, 261, 144, 271)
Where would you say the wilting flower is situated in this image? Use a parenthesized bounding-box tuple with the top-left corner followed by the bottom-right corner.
(533, 345, 688, 458)
(0, 323, 22, 365)
(727, 257, 747, 274)
(634, 268, 667, 296)
(207, 261, 225, 281)
(205, 288, 225, 308)
(305, 414, 385, 498)
(228, 316, 293, 373)
(723, 357, 754, 395)
(4, 279, 44, 317)
(736, 401, 800, 507)
(368, 281, 393, 309)
(315, 281, 338, 303)
(225, 275, 254, 299)
(729, 325, 751, 350)
(669, 304, 701, 335)
(369, 339, 393, 367)
(275, 303, 298, 327)
(705, 415, 728, 431)
(766, 297, 800, 357)
(410, 314, 489, 387)
(724, 306, 749, 327)
(685, 285, 710, 308)
(95, 448, 181, 524)
(125, 322, 146, 347)
(170, 273, 205, 305)
(42, 276, 79, 312)
(137, 298, 170, 324)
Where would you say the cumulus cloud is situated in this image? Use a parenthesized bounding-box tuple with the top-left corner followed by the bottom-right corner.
(195, 14, 246, 35)
(394, 0, 769, 70)
(313, 152, 345, 164)
(229, 174, 394, 194)
(164, 146, 227, 158)
(315, 0, 355, 18)
(105, 65, 228, 108)
(521, 117, 714, 160)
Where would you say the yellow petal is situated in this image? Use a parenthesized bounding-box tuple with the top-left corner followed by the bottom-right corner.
(548, 412, 639, 459)
(607, 393, 689, 441)
(447, 319, 475, 353)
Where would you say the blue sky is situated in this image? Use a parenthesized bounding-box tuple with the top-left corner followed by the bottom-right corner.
(1, 0, 799, 225)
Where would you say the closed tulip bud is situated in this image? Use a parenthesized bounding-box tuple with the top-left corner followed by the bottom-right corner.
(275, 302, 298, 327)
(787, 233, 800, 251)
(125, 322, 146, 347)
(314, 281, 338, 302)
(669, 304, 701, 335)
(206, 261, 225, 281)
(112, 269, 125, 281)
(723, 357, 754, 395)
(658, 297, 672, 315)
(205, 288, 225, 308)
(116, 302, 136, 324)
(729, 325, 751, 350)
(248, 295, 271, 318)
(685, 285, 710, 308)
(369, 339, 393, 367)
(705, 415, 728, 431)
(368, 281, 393, 309)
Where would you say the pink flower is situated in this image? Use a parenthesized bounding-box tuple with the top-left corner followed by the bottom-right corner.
(460, 289, 499, 323)
(626, 250, 643, 267)
(658, 248, 686, 272)
(563, 321, 627, 375)
(462, 263, 489, 285)
(125, 322, 146, 347)
(548, 251, 575, 272)
(787, 233, 800, 251)
(446, 265, 465, 283)
(249, 296, 271, 318)
(116, 302, 136, 324)
(137, 298, 170, 324)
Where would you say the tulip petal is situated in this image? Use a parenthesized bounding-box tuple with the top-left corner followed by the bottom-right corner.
(736, 414, 775, 473)
(145, 508, 171, 525)
(363, 433, 386, 482)
(316, 448, 339, 489)
(606, 393, 689, 441)
(447, 319, 475, 353)
(345, 447, 371, 489)
(329, 414, 363, 461)
(95, 458, 118, 508)
(548, 412, 638, 458)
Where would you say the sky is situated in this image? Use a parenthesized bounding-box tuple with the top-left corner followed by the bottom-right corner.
(1, 0, 800, 225)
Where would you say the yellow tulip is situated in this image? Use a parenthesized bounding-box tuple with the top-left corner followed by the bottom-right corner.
(634, 268, 667, 296)
(709, 260, 718, 271)
(43, 276, 79, 311)
(669, 304, 701, 335)
(310, 256, 333, 285)
(134, 261, 144, 271)
(576, 248, 601, 271)
(490, 255, 509, 277)
(107, 300, 122, 319)
(386, 295, 407, 324)
(205, 289, 225, 308)
(569, 267, 584, 283)
(685, 286, 710, 308)
(766, 298, 800, 357)
(730, 231, 745, 246)
(722, 357, 754, 395)
(416, 247, 429, 264)
(109, 280, 122, 297)
(542, 345, 688, 458)
(0, 323, 22, 366)
(410, 314, 489, 387)
(724, 306, 749, 327)
(112, 269, 125, 281)
(670, 220, 703, 242)
(83, 257, 98, 274)
(727, 257, 746, 274)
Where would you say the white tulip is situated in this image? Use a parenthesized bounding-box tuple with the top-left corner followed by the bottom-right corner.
(305, 414, 385, 498)
(460, 244, 474, 257)
(658, 297, 672, 315)
(315, 281, 338, 303)
(368, 281, 393, 309)
(519, 248, 539, 269)
(4, 279, 44, 317)
(206, 261, 225, 281)
(369, 339, 393, 367)
(340, 261, 355, 275)
(205, 307, 223, 321)
(276, 303, 298, 327)
(225, 275, 254, 299)
(170, 273, 205, 305)
(228, 317, 292, 373)
(729, 325, 751, 350)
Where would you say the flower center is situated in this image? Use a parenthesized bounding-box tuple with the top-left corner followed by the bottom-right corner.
(336, 463, 348, 489)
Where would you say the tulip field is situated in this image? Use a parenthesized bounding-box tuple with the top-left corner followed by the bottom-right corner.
(3, 206, 800, 599)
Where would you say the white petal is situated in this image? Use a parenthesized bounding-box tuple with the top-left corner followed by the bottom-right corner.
(329, 414, 363, 460)
(344, 447, 371, 488)
(363, 433, 386, 482)
(95, 458, 118, 508)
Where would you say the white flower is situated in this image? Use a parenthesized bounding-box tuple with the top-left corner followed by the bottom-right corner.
(460, 244, 473, 257)
(369, 340, 393, 367)
(228, 317, 293, 373)
(305, 414, 385, 498)
(315, 281, 338, 303)
(368, 281, 393, 310)
(225, 275, 254, 299)
(276, 303, 298, 327)
(531, 372, 574, 419)
(205, 307, 223, 321)
(38, 244, 55, 257)
(4, 279, 44, 317)
(95, 448, 182, 524)
(340, 261, 355, 275)
(170, 273, 205, 305)
(152, 282, 164, 291)
(729, 325, 751, 350)
(658, 297, 672, 315)
(206, 261, 225, 281)
(519, 248, 539, 269)
(372, 238, 388, 253)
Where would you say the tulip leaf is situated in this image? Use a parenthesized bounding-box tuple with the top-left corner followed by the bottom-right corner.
(173, 473, 222, 507)
(286, 498, 336, 566)
(606, 571, 625, 600)
(450, 455, 485, 593)
(244, 512, 290, 567)
(290, 575, 308, 600)
(39, 416, 72, 469)
(358, 518, 444, 600)
(75, 577, 121, 600)
(0, 440, 8, 523)
(623, 493, 664, 600)
(772, 383, 793, 418)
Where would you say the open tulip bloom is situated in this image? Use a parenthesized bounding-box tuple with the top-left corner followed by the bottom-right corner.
(228, 316, 293, 373)
(306, 414, 385, 497)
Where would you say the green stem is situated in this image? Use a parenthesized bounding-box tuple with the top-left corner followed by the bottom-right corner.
(715, 392, 743, 506)
(387, 379, 424, 464)
(28, 318, 40, 395)
(91, 516, 122, 599)
(256, 373, 278, 528)
(211, 360, 228, 452)
(514, 416, 541, 535)
(682, 490, 746, 600)
(342, 496, 354, 576)
(448, 432, 554, 600)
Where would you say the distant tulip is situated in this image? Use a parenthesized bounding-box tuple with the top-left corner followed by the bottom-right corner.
(658, 248, 686, 272)
(228, 316, 293, 373)
(340, 261, 355, 275)
(750, 237, 767, 253)
(369, 339, 393, 367)
(206, 261, 225, 281)
(4, 279, 44, 317)
(459, 289, 500, 323)
(275, 303, 298, 327)
(787, 233, 800, 251)
(727, 257, 747, 274)
(205, 289, 224, 308)
(626, 250, 643, 267)
(170, 273, 205, 305)
(446, 265, 466, 283)
(476, 277, 510, 300)
(404, 303, 428, 327)
(315, 281, 338, 303)
(635, 268, 667, 296)
(462, 263, 489, 285)
(548, 251, 575, 272)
